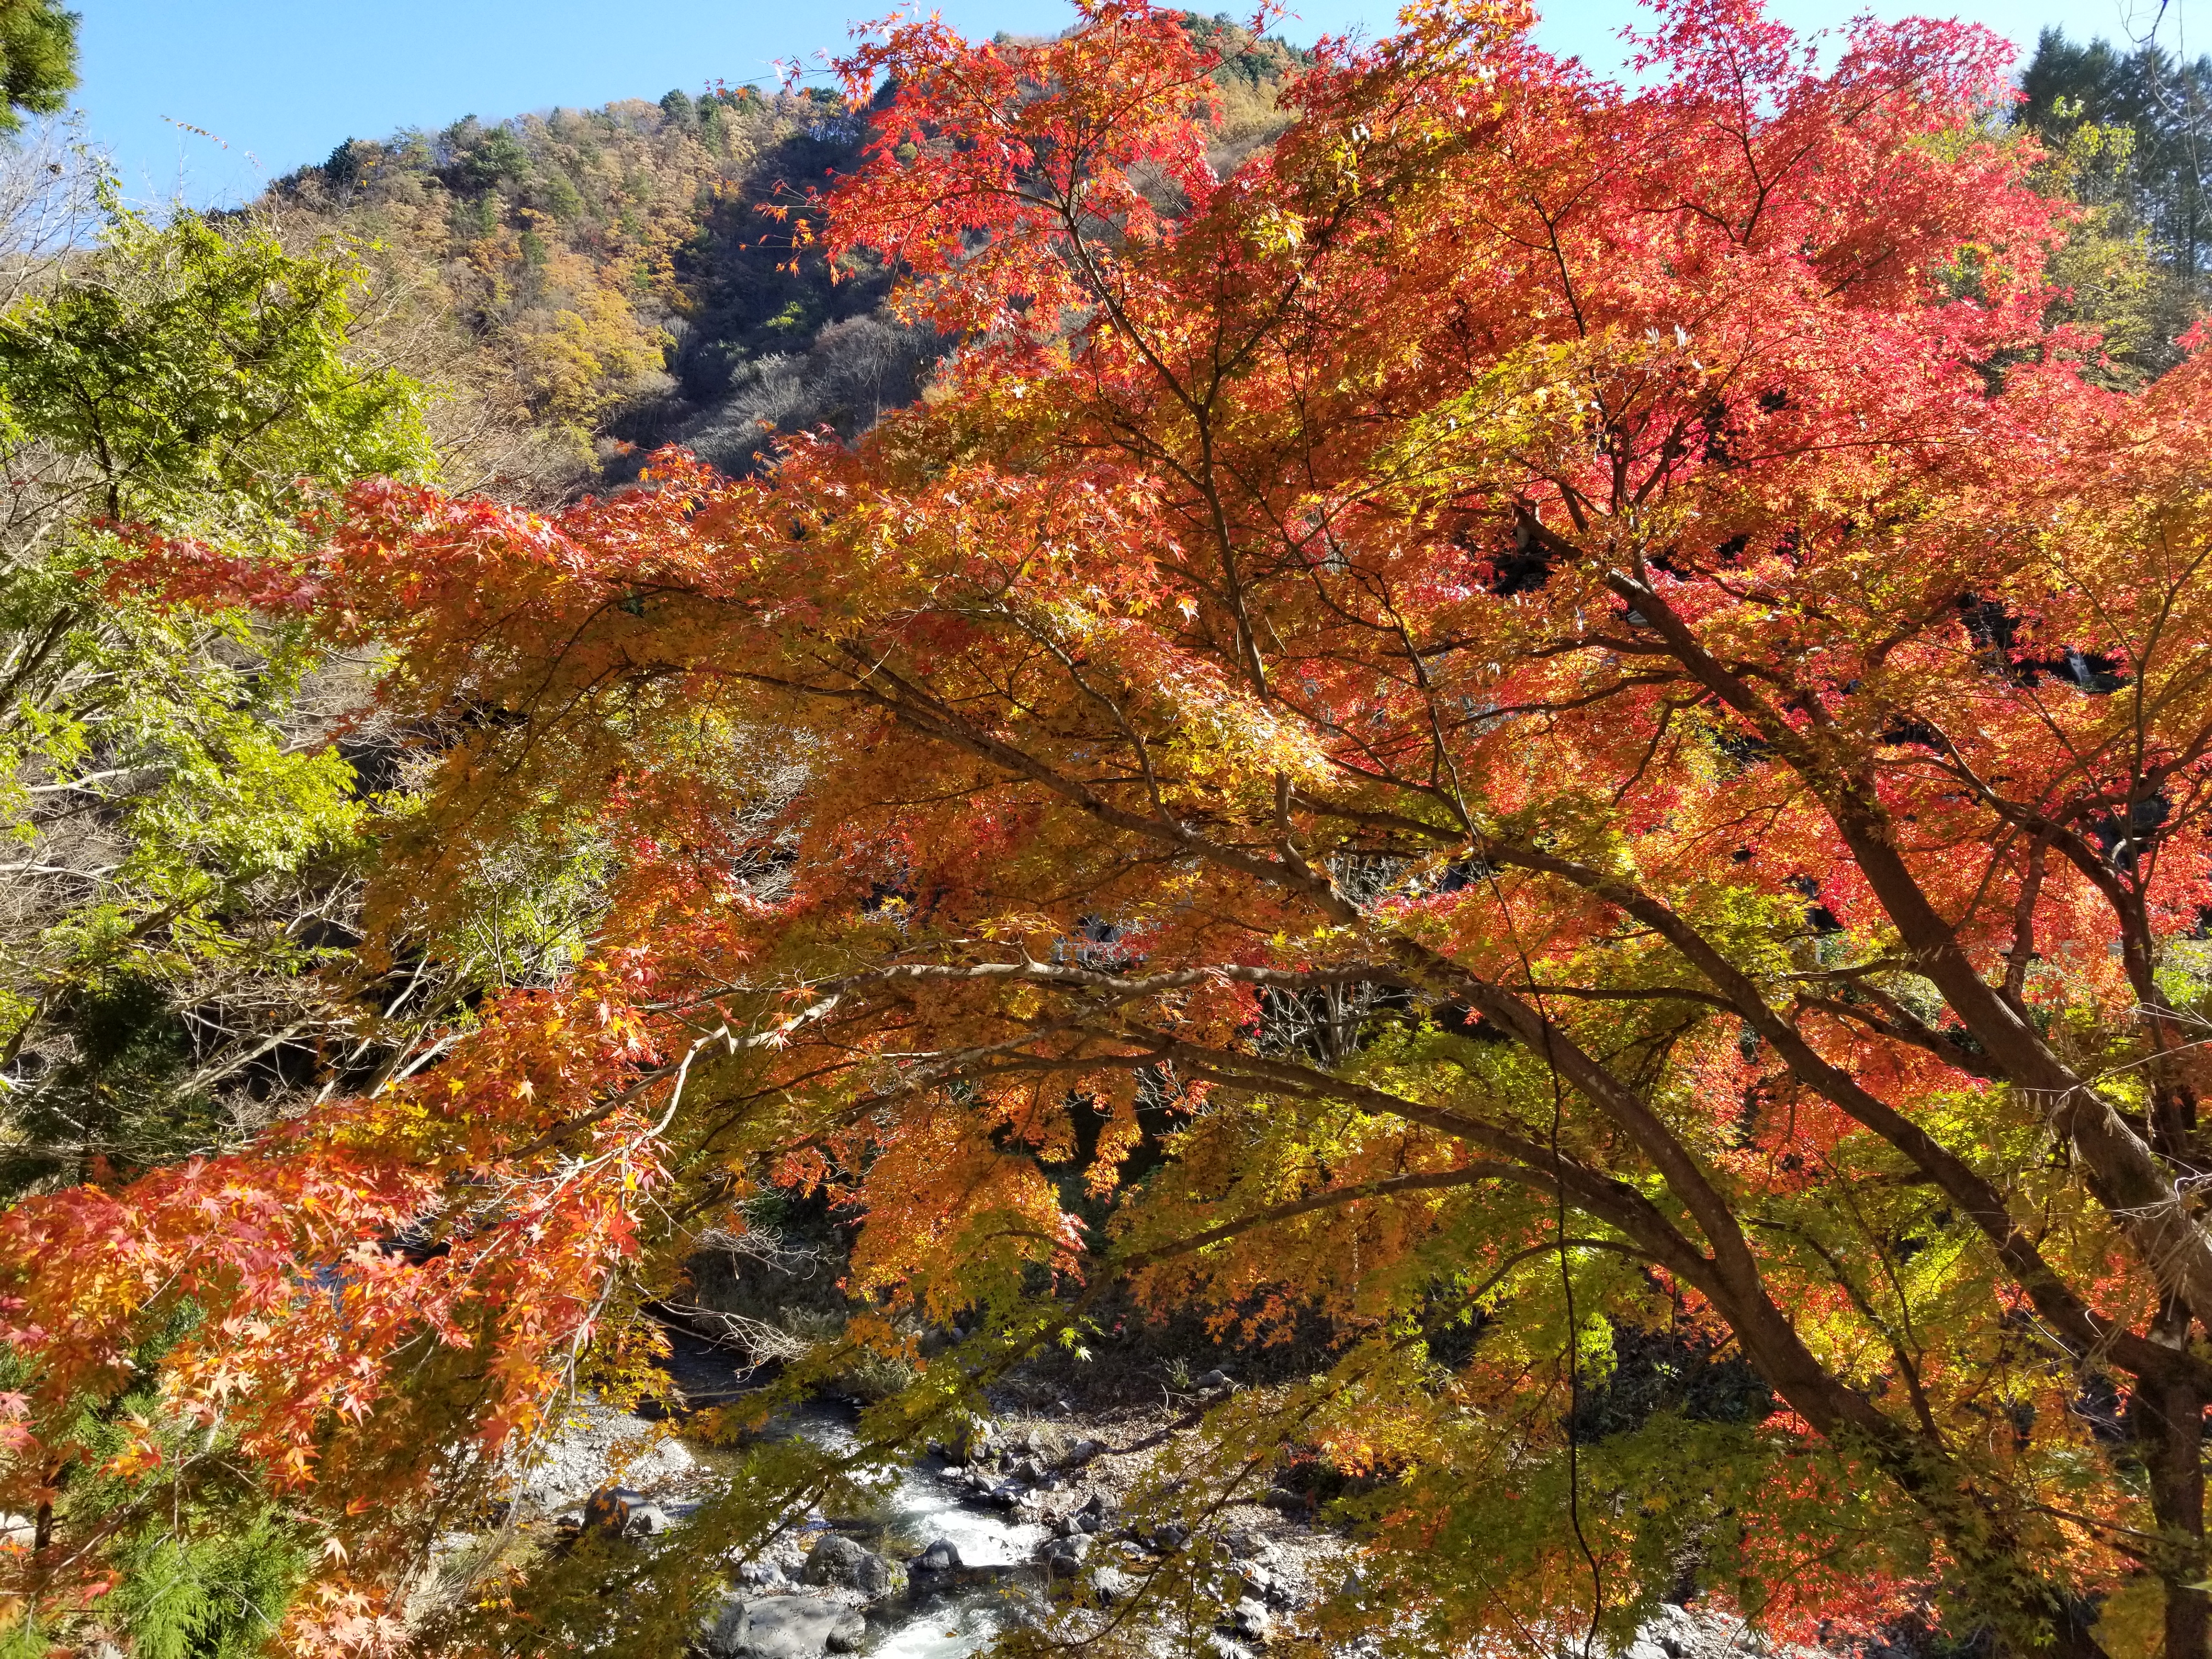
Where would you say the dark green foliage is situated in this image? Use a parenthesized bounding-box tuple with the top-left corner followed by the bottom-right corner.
(0, 973, 213, 1192)
(0, 1313, 312, 1659)
(1177, 9, 1313, 91)
(2023, 29, 2211, 295)
(452, 124, 533, 194)
(0, 0, 75, 134)
(103, 1509, 309, 1659)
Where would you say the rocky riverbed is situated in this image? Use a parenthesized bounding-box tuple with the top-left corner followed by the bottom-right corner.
(420, 1331, 1791, 1659)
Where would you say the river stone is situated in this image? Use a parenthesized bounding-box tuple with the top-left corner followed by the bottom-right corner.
(1089, 1565, 1138, 1606)
(1229, 1597, 1273, 1640)
(908, 1537, 964, 1598)
(626, 1502, 680, 1536)
(915, 1539, 962, 1573)
(955, 1418, 1002, 1462)
(702, 1595, 867, 1659)
(802, 1532, 898, 1596)
(1041, 1533, 1093, 1579)
(580, 1483, 650, 1537)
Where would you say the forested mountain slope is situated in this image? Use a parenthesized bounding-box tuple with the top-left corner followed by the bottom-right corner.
(257, 15, 1308, 498)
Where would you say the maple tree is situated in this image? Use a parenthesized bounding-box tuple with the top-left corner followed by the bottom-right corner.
(13, 0, 2212, 1655)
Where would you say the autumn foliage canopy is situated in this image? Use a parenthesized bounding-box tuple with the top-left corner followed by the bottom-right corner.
(12, 0, 2212, 1654)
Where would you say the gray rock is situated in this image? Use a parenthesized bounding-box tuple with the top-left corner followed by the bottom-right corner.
(1062, 1437, 1105, 1466)
(1231, 1596, 1273, 1640)
(1039, 1532, 1096, 1581)
(625, 1503, 678, 1536)
(802, 1532, 899, 1597)
(1637, 1603, 1737, 1659)
(913, 1538, 963, 1574)
(1089, 1565, 1138, 1606)
(1194, 1369, 1231, 1391)
(511, 1401, 695, 1512)
(580, 1482, 650, 1537)
(702, 1595, 868, 1659)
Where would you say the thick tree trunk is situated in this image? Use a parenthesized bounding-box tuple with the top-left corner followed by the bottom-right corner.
(2135, 1365, 2209, 1659)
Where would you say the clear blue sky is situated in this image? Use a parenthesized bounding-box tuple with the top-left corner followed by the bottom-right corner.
(70, 0, 2185, 211)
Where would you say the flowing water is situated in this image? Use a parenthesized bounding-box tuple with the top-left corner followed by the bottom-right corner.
(667, 1359, 1053, 1659)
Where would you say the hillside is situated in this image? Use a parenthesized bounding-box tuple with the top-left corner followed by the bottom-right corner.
(259, 14, 1310, 501)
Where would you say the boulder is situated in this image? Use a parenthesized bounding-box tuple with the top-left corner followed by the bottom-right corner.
(1194, 1368, 1232, 1391)
(1089, 1565, 1139, 1606)
(1630, 1602, 1742, 1659)
(625, 1503, 679, 1537)
(701, 1595, 868, 1659)
(802, 1531, 899, 1597)
(1041, 1533, 1093, 1579)
(1229, 1596, 1273, 1640)
(1062, 1436, 1105, 1466)
(908, 1537, 965, 1598)
(579, 1482, 650, 1537)
(953, 1418, 1002, 1462)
